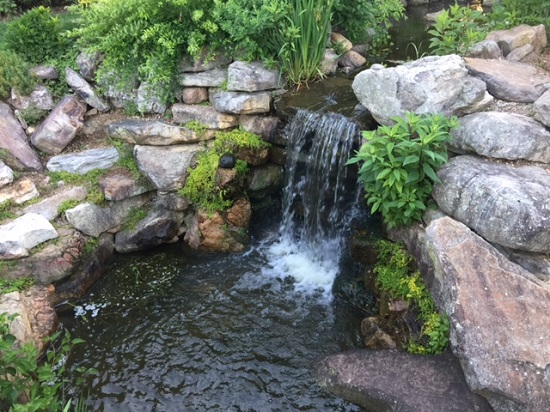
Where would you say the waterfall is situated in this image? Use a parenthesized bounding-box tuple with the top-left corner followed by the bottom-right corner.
(263, 110, 361, 298)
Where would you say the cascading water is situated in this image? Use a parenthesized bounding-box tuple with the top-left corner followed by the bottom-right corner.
(264, 109, 361, 297)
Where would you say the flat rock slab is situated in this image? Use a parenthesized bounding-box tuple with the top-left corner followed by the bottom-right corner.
(0, 213, 58, 259)
(209, 90, 271, 115)
(227, 61, 282, 92)
(21, 186, 88, 221)
(465, 57, 550, 102)
(134, 144, 203, 192)
(171, 104, 238, 129)
(434, 155, 550, 253)
(424, 217, 550, 411)
(314, 349, 492, 412)
(352, 55, 490, 126)
(0, 102, 43, 171)
(106, 119, 215, 145)
(178, 68, 227, 87)
(46, 147, 119, 175)
(31, 95, 87, 155)
(66, 67, 109, 112)
(450, 111, 550, 162)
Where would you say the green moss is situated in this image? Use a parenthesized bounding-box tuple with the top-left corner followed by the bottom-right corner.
(0, 277, 34, 295)
(48, 169, 107, 205)
(185, 120, 209, 138)
(0, 200, 16, 222)
(83, 237, 99, 256)
(58, 199, 80, 215)
(122, 207, 148, 231)
(213, 128, 270, 153)
(374, 240, 450, 354)
(110, 139, 142, 179)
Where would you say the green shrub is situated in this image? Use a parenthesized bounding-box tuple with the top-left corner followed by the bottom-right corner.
(428, 4, 488, 56)
(347, 112, 457, 229)
(488, 0, 550, 31)
(0, 49, 36, 100)
(0, 0, 17, 16)
(332, 0, 405, 53)
(374, 240, 450, 354)
(71, 0, 221, 106)
(4, 6, 67, 65)
(0, 312, 88, 411)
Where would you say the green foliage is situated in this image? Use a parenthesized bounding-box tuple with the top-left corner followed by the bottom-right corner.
(273, 0, 334, 86)
(0, 0, 17, 16)
(57, 199, 80, 215)
(0, 313, 88, 411)
(48, 169, 107, 204)
(0, 277, 34, 295)
(0, 199, 16, 222)
(0, 49, 36, 100)
(374, 240, 450, 354)
(82, 237, 98, 256)
(213, 128, 270, 152)
(428, 4, 488, 55)
(185, 120, 209, 138)
(4, 6, 67, 65)
(71, 0, 221, 106)
(488, 0, 550, 30)
(110, 139, 141, 179)
(332, 0, 405, 53)
(19, 107, 48, 126)
(348, 112, 457, 229)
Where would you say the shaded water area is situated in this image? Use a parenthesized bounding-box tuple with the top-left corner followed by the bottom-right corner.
(60, 110, 375, 410)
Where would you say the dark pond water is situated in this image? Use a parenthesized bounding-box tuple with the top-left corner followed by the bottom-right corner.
(59, 218, 367, 411)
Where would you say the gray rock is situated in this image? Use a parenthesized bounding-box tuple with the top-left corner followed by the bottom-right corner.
(394, 217, 550, 412)
(171, 104, 238, 129)
(0, 178, 39, 205)
(352, 55, 491, 126)
(486, 24, 547, 56)
(533, 88, 550, 127)
(99, 71, 138, 110)
(31, 95, 87, 155)
(9, 85, 54, 111)
(0, 102, 43, 171)
(466, 40, 503, 59)
(76, 51, 102, 81)
(239, 115, 279, 142)
(21, 186, 88, 221)
(320, 49, 339, 76)
(65, 67, 110, 112)
(46, 147, 119, 175)
(178, 48, 231, 73)
(246, 164, 284, 198)
(30, 65, 59, 80)
(433, 155, 550, 253)
(506, 43, 534, 61)
(0, 213, 58, 259)
(450, 111, 550, 162)
(209, 89, 271, 114)
(134, 144, 203, 191)
(157, 192, 191, 211)
(106, 119, 215, 145)
(136, 81, 167, 114)
(114, 203, 182, 253)
(498, 246, 550, 282)
(314, 349, 492, 412)
(181, 87, 208, 104)
(65, 193, 152, 237)
(338, 51, 366, 68)
(98, 170, 154, 201)
(465, 57, 550, 103)
(0, 161, 14, 189)
(227, 61, 282, 92)
(178, 68, 227, 87)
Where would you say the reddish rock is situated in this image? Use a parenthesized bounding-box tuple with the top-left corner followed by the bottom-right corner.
(226, 197, 251, 228)
(182, 87, 208, 104)
(99, 170, 154, 201)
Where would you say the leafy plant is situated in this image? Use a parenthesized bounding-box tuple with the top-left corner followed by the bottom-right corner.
(488, 0, 550, 30)
(19, 107, 48, 126)
(0, 312, 88, 411)
(0, 0, 16, 16)
(4, 6, 67, 65)
(0, 199, 16, 222)
(428, 4, 488, 56)
(0, 277, 34, 295)
(374, 240, 450, 354)
(347, 112, 457, 229)
(0, 49, 36, 100)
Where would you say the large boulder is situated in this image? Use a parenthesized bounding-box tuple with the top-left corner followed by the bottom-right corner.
(31, 95, 87, 155)
(178, 68, 227, 88)
(0, 102, 43, 171)
(465, 58, 550, 102)
(134, 144, 202, 192)
(433, 155, 550, 253)
(352, 55, 491, 125)
(209, 90, 271, 115)
(46, 147, 119, 175)
(314, 349, 492, 412)
(393, 217, 550, 412)
(21, 186, 88, 221)
(107, 119, 215, 145)
(449, 111, 550, 162)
